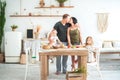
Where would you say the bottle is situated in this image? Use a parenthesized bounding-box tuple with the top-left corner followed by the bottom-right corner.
(31, 56, 36, 64)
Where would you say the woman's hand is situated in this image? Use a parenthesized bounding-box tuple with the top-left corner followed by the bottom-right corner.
(68, 43, 72, 48)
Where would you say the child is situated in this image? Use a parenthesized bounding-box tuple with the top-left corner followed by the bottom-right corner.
(48, 29, 62, 47)
(85, 36, 98, 62)
(48, 29, 62, 63)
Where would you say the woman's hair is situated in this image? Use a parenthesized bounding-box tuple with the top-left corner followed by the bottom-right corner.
(85, 36, 94, 45)
(71, 17, 78, 24)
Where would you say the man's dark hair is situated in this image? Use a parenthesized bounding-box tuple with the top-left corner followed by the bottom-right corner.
(62, 14, 69, 19)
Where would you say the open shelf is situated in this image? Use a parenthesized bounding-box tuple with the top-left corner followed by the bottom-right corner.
(10, 15, 62, 17)
(35, 6, 74, 9)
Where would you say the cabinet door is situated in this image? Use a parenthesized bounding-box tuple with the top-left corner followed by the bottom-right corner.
(5, 32, 22, 56)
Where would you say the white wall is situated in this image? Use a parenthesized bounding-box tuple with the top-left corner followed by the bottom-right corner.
(3, 0, 120, 49)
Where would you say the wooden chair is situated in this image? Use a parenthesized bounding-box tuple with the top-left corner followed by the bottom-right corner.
(87, 49, 103, 80)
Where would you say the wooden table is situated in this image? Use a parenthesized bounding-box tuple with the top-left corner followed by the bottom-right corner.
(39, 48, 88, 80)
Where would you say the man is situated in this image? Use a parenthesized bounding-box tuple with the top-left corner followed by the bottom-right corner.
(53, 14, 71, 75)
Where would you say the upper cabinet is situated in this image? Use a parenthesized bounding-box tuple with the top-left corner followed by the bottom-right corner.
(10, 0, 74, 17)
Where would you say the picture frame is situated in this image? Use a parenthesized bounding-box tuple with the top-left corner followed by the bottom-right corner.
(27, 29, 33, 38)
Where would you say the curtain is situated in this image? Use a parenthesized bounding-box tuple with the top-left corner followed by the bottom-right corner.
(97, 13, 109, 33)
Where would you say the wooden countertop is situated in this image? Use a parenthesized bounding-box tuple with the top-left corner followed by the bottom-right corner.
(39, 48, 88, 56)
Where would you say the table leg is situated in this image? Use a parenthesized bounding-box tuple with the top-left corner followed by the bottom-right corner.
(40, 55, 48, 80)
(47, 56, 49, 76)
(78, 56, 81, 67)
(78, 56, 87, 80)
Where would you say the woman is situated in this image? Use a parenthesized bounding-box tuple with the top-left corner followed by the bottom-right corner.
(67, 17, 83, 71)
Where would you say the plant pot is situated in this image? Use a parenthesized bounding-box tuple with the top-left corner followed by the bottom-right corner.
(59, 3, 64, 7)
(39, 1, 45, 7)
(35, 34, 39, 39)
(12, 28, 16, 31)
(0, 53, 4, 63)
(66, 71, 83, 80)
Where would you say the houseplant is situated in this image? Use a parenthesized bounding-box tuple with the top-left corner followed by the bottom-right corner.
(39, 0, 45, 7)
(0, 0, 6, 62)
(73, 66, 86, 74)
(66, 66, 86, 80)
(56, 0, 68, 7)
(11, 24, 18, 31)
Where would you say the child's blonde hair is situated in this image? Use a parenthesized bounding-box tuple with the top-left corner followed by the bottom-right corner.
(52, 29, 57, 34)
(85, 36, 94, 46)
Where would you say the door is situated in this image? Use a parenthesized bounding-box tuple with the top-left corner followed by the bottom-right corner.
(5, 32, 22, 56)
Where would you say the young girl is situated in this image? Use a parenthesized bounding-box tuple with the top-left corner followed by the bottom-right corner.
(48, 29, 61, 47)
(85, 36, 98, 62)
(48, 29, 62, 63)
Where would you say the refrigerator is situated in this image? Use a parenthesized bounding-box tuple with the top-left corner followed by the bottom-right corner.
(5, 32, 22, 63)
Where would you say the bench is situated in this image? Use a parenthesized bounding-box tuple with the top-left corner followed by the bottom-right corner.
(100, 40, 120, 54)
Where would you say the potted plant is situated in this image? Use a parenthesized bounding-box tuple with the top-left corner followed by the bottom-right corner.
(56, 0, 68, 7)
(73, 66, 86, 74)
(0, 0, 6, 62)
(11, 25, 18, 31)
(39, 0, 45, 7)
(66, 66, 86, 80)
